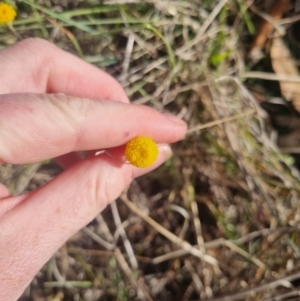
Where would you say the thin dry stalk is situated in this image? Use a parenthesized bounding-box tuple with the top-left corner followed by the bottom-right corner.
(182, 168, 206, 254)
(263, 289, 300, 301)
(82, 227, 115, 250)
(68, 247, 152, 263)
(169, 204, 190, 240)
(208, 271, 300, 301)
(9, 162, 42, 195)
(120, 194, 219, 266)
(95, 214, 153, 301)
(114, 248, 154, 301)
(177, 0, 228, 54)
(184, 259, 203, 299)
(242, 71, 300, 83)
(152, 227, 295, 264)
(187, 109, 256, 134)
(120, 33, 135, 86)
(110, 200, 139, 270)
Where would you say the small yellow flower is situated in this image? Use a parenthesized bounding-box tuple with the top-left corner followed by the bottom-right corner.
(0, 2, 16, 24)
(125, 136, 158, 168)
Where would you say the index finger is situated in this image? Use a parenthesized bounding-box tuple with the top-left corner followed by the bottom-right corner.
(0, 93, 187, 164)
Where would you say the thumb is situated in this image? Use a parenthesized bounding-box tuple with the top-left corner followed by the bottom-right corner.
(0, 135, 173, 301)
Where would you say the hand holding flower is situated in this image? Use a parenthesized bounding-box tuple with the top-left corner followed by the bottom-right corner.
(0, 38, 187, 300)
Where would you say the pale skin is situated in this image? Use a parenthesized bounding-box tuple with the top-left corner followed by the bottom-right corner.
(0, 38, 187, 300)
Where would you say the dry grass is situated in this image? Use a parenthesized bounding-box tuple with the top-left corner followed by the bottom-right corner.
(2, 0, 300, 300)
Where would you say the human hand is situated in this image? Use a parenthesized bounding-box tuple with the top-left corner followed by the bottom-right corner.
(0, 38, 187, 300)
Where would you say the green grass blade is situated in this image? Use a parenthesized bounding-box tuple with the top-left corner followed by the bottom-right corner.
(21, 0, 97, 33)
(61, 6, 122, 18)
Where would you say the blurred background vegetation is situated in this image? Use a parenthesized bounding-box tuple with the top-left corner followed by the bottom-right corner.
(2, 0, 300, 300)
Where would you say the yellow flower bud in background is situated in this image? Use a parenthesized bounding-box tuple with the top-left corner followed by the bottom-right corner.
(125, 136, 158, 168)
(0, 2, 16, 24)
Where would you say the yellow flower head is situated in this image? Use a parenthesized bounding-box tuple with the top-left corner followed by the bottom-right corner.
(125, 136, 158, 168)
(0, 3, 16, 24)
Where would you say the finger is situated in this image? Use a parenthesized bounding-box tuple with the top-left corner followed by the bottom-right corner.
(132, 144, 173, 177)
(0, 93, 187, 164)
(0, 38, 129, 103)
(0, 145, 170, 300)
(0, 183, 10, 199)
(100, 143, 172, 178)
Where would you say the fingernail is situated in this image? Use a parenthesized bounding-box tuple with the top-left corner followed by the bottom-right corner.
(158, 144, 172, 160)
(163, 113, 186, 126)
(132, 144, 172, 178)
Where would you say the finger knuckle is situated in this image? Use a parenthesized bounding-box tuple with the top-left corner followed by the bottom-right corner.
(47, 93, 96, 148)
